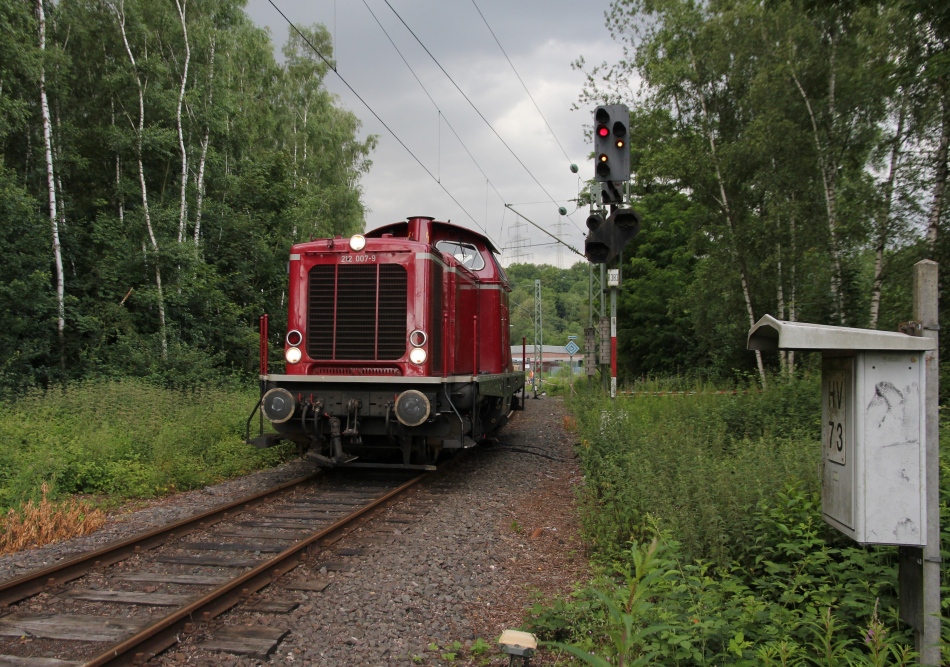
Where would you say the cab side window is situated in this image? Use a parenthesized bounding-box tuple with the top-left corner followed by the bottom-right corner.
(436, 240, 485, 271)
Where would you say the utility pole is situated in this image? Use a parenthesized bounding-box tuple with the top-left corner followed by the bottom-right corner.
(906, 260, 940, 665)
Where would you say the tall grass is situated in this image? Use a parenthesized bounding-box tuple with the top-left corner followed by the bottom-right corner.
(571, 374, 821, 563)
(524, 374, 946, 663)
(0, 378, 295, 511)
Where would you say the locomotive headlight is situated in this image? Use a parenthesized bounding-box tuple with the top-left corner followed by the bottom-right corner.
(285, 346, 302, 364)
(349, 234, 366, 251)
(408, 347, 427, 365)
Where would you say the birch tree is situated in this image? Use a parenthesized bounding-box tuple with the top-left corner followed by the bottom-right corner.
(36, 0, 66, 370)
(110, 0, 168, 358)
(174, 0, 190, 244)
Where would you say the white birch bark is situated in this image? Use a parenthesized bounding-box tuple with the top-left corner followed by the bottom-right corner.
(113, 99, 123, 224)
(112, 0, 167, 358)
(790, 64, 845, 325)
(37, 0, 66, 370)
(174, 0, 190, 244)
(193, 35, 214, 246)
(689, 47, 767, 387)
(776, 236, 786, 375)
(788, 210, 797, 374)
(869, 101, 906, 329)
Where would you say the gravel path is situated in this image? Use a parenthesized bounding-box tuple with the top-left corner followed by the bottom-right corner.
(0, 396, 586, 666)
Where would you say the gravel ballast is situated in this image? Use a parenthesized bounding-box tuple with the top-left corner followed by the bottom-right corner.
(0, 396, 587, 666)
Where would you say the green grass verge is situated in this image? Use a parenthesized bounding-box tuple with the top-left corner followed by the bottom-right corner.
(0, 378, 295, 510)
(524, 374, 949, 664)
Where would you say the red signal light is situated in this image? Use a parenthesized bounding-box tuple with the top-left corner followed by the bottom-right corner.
(597, 125, 610, 138)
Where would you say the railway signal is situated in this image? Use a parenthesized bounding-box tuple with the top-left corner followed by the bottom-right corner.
(593, 104, 630, 185)
(584, 208, 641, 265)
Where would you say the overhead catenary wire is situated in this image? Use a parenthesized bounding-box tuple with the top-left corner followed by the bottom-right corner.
(265, 0, 486, 232)
(505, 204, 584, 258)
(379, 0, 584, 236)
(359, 0, 506, 232)
(470, 0, 576, 168)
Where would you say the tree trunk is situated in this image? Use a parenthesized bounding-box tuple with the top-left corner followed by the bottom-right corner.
(193, 35, 214, 246)
(788, 210, 797, 374)
(689, 46, 766, 387)
(37, 0, 66, 371)
(869, 100, 906, 328)
(927, 97, 949, 253)
(113, 0, 167, 358)
(113, 98, 123, 224)
(776, 237, 787, 375)
(174, 0, 190, 244)
(790, 64, 845, 325)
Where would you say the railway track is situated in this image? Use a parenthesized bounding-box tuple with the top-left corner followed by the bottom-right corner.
(0, 469, 431, 666)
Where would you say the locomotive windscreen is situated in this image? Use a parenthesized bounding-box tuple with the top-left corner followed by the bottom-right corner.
(307, 264, 408, 360)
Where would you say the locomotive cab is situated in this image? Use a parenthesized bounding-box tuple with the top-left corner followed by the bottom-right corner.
(248, 216, 525, 469)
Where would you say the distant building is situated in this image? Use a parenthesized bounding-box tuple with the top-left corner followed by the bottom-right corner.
(510, 345, 585, 375)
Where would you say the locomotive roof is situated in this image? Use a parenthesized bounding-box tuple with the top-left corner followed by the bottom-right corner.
(367, 218, 501, 254)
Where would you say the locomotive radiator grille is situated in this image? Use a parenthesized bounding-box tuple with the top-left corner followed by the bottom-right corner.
(307, 263, 408, 361)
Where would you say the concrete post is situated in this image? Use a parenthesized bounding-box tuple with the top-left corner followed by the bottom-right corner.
(912, 259, 940, 665)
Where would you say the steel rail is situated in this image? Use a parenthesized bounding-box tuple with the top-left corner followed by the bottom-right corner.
(0, 474, 316, 608)
(83, 471, 428, 666)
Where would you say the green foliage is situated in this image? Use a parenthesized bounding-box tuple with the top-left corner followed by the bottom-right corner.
(0, 378, 294, 510)
(0, 1, 374, 392)
(528, 502, 918, 665)
(469, 638, 491, 655)
(571, 375, 821, 562)
(569, 0, 950, 386)
(523, 378, 950, 663)
(0, 164, 57, 396)
(507, 262, 589, 348)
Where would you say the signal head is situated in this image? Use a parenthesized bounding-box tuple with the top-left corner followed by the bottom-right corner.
(592, 104, 630, 183)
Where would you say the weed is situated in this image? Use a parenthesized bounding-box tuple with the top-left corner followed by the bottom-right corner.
(470, 638, 491, 655)
(0, 378, 296, 515)
(525, 376, 945, 664)
(0, 483, 105, 555)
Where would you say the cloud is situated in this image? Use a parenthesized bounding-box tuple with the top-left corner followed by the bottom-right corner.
(246, 0, 623, 267)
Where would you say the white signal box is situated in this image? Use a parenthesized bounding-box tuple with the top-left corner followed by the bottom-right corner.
(748, 315, 935, 547)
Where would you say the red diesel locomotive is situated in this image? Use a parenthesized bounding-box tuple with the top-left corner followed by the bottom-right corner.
(247, 216, 525, 469)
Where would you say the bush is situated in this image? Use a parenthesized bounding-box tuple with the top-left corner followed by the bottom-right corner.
(0, 378, 295, 510)
(571, 374, 820, 563)
(527, 373, 950, 663)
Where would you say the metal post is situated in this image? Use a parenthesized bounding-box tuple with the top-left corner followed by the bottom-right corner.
(610, 287, 617, 398)
(534, 280, 543, 398)
(259, 314, 268, 436)
(910, 259, 940, 665)
(569, 353, 575, 396)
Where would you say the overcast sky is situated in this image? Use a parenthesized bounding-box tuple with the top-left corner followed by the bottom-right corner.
(245, 0, 624, 267)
